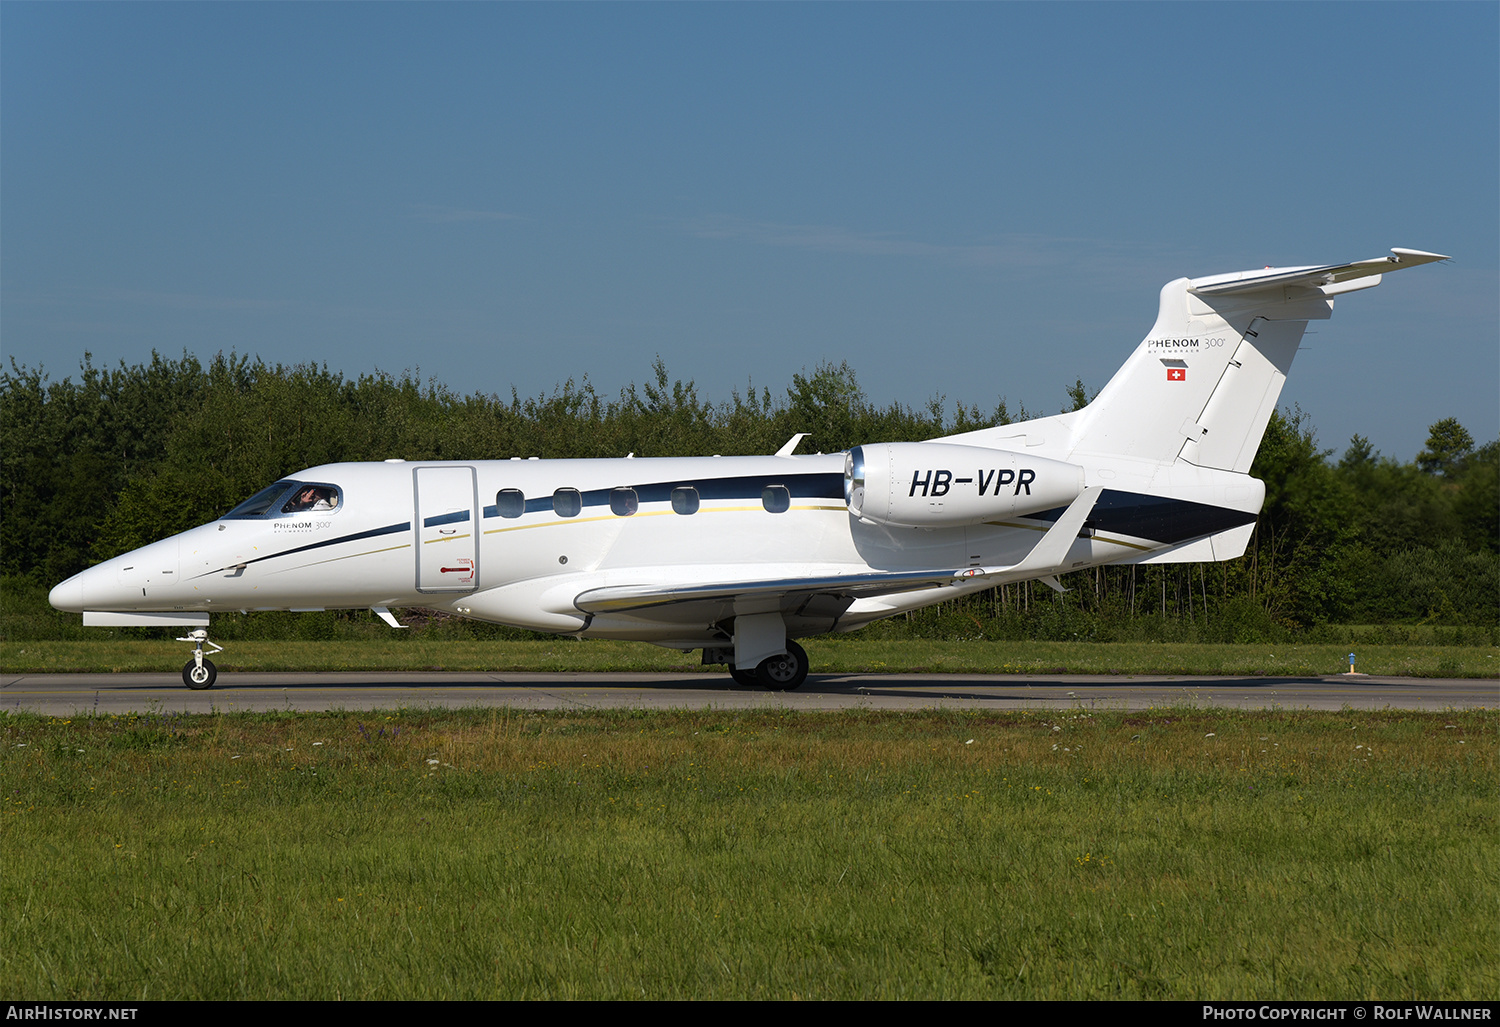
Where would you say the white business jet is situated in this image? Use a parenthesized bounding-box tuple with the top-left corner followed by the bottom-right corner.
(50, 249, 1448, 689)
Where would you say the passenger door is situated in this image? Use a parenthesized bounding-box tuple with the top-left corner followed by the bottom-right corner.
(414, 466, 479, 593)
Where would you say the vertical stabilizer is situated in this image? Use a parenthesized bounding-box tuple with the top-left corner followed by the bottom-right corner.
(1055, 249, 1447, 469)
(1060, 276, 1312, 465)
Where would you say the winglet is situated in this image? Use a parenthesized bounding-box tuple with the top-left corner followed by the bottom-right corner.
(958, 487, 1103, 582)
(1008, 487, 1102, 576)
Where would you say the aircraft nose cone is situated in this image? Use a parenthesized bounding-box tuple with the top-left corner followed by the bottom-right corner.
(49, 574, 84, 613)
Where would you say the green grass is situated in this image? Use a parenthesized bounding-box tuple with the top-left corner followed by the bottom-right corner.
(3, 707, 1495, 999)
(2, 637, 1496, 677)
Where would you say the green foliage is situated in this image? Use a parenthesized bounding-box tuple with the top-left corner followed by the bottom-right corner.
(1417, 416, 1475, 476)
(1063, 376, 1097, 412)
(1, 353, 212, 580)
(93, 465, 240, 561)
(1453, 440, 1499, 555)
(1240, 411, 1497, 627)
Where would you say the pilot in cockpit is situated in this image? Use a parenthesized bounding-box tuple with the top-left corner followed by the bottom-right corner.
(283, 486, 339, 513)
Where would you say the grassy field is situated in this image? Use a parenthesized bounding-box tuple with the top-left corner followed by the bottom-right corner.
(4, 706, 1495, 999)
(2, 636, 1496, 677)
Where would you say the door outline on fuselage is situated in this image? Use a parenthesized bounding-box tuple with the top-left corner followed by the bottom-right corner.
(413, 465, 480, 594)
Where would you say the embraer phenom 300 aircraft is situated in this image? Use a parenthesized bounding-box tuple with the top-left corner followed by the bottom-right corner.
(50, 249, 1448, 689)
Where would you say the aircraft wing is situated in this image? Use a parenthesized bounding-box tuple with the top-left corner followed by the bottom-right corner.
(573, 488, 1104, 622)
(573, 568, 962, 616)
(1188, 248, 1449, 297)
(572, 566, 975, 637)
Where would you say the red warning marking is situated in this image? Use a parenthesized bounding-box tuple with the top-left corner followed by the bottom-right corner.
(439, 558, 474, 579)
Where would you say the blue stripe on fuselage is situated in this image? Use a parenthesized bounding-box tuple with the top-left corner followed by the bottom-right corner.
(199, 521, 413, 576)
(481, 471, 845, 519)
(1027, 490, 1256, 544)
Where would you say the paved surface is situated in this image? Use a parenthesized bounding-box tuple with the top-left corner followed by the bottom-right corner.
(1, 670, 1493, 715)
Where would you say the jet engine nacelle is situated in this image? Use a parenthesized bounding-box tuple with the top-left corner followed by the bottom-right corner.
(844, 443, 1085, 527)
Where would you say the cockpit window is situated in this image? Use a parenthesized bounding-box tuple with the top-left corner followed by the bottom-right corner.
(222, 480, 342, 519)
(223, 481, 300, 519)
(281, 485, 341, 514)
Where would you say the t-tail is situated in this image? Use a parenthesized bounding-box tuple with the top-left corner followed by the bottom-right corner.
(935, 248, 1448, 572)
(1059, 248, 1448, 469)
(949, 248, 1447, 469)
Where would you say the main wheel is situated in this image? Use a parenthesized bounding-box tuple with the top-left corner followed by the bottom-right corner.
(728, 665, 759, 687)
(755, 640, 809, 692)
(182, 658, 217, 690)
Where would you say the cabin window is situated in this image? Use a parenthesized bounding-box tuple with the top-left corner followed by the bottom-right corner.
(610, 488, 638, 516)
(281, 485, 341, 514)
(495, 489, 525, 518)
(671, 487, 699, 515)
(761, 484, 791, 514)
(223, 481, 299, 519)
(553, 489, 582, 517)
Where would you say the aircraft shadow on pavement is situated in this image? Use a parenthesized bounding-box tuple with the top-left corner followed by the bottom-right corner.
(30, 671, 1427, 702)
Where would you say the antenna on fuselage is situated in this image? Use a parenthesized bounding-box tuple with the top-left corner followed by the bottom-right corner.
(776, 433, 810, 457)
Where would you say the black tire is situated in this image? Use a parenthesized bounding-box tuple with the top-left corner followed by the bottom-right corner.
(755, 640, 808, 692)
(183, 658, 217, 690)
(728, 665, 759, 688)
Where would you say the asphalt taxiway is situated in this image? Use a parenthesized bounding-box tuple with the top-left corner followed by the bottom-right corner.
(1, 671, 1492, 715)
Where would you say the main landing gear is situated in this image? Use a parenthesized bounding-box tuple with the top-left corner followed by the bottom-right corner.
(730, 640, 809, 692)
(176, 628, 223, 690)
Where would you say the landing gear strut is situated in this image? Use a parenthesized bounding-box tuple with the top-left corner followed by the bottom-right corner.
(177, 629, 223, 690)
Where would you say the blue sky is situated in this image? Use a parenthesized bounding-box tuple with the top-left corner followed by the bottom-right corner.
(4, 2, 1495, 460)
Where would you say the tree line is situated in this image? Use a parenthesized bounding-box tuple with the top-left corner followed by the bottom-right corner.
(2, 351, 1495, 640)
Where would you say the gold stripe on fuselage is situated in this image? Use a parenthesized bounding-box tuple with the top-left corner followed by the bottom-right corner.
(261, 542, 413, 575)
(981, 519, 1154, 552)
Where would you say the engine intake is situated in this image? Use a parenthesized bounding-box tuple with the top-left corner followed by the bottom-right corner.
(844, 443, 1084, 527)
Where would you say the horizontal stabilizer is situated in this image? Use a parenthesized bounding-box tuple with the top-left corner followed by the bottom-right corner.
(1189, 248, 1448, 297)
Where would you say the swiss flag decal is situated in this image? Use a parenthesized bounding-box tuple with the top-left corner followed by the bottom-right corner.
(1167, 368, 1186, 382)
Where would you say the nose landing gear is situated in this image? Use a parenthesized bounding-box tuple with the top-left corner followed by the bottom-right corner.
(176, 629, 223, 689)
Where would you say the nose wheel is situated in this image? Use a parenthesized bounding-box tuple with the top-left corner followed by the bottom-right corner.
(176, 629, 223, 690)
(183, 659, 217, 689)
